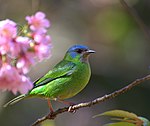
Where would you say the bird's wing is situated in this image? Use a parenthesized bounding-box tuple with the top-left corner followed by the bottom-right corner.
(33, 61, 76, 88)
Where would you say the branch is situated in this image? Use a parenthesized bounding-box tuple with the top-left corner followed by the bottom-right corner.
(32, 74, 150, 126)
(120, 0, 150, 41)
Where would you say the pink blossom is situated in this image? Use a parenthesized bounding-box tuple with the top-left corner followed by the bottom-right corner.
(34, 43, 52, 61)
(32, 33, 52, 60)
(0, 11, 52, 95)
(0, 42, 11, 55)
(10, 36, 31, 57)
(0, 19, 17, 55)
(16, 52, 35, 74)
(0, 55, 2, 68)
(33, 33, 51, 44)
(26, 11, 50, 33)
(17, 75, 33, 94)
(0, 63, 33, 94)
(0, 19, 17, 40)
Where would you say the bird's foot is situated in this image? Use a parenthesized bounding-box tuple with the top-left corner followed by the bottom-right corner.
(68, 106, 76, 113)
(56, 99, 76, 113)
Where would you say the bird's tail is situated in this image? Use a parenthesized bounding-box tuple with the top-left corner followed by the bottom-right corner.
(3, 94, 26, 107)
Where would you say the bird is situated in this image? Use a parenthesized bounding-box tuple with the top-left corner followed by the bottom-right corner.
(4, 44, 95, 112)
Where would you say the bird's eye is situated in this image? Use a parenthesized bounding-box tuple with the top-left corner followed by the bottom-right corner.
(76, 49, 83, 53)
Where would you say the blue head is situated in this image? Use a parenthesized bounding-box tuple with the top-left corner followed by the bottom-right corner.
(64, 45, 95, 63)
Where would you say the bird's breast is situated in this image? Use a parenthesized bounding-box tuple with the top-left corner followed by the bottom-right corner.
(58, 62, 91, 99)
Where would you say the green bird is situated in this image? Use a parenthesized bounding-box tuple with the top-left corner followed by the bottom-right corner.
(4, 44, 95, 111)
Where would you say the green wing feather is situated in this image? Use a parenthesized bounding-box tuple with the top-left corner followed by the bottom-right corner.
(33, 60, 76, 88)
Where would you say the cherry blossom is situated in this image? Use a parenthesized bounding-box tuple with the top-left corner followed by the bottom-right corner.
(26, 11, 50, 33)
(0, 63, 33, 94)
(0, 19, 17, 55)
(0, 11, 52, 94)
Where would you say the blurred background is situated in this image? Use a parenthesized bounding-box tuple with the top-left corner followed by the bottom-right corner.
(0, 0, 150, 126)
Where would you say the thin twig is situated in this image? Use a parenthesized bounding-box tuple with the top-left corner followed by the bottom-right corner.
(32, 74, 150, 126)
(120, 0, 150, 41)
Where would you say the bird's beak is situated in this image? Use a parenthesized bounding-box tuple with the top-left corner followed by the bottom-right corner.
(86, 49, 95, 54)
(83, 49, 95, 60)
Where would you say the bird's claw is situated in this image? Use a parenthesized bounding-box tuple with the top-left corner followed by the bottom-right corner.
(68, 106, 76, 113)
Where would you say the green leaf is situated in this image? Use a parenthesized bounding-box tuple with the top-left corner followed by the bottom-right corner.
(94, 110, 150, 126)
(94, 110, 138, 120)
(103, 122, 135, 126)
